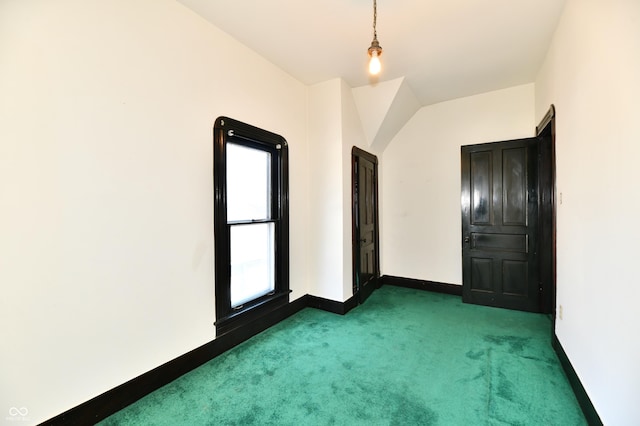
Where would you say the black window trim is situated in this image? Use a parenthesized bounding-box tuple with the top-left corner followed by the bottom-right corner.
(213, 117, 290, 336)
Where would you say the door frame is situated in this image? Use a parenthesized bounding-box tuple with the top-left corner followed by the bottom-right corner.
(536, 105, 557, 323)
(351, 146, 381, 303)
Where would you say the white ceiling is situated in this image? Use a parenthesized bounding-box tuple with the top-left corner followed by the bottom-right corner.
(176, 0, 566, 106)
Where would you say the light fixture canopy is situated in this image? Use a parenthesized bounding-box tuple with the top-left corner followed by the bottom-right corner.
(367, 0, 382, 75)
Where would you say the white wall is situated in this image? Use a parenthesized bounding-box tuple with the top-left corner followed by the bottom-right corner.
(0, 1, 309, 423)
(308, 79, 344, 301)
(340, 79, 377, 301)
(307, 79, 373, 302)
(535, 1, 640, 424)
(381, 84, 535, 284)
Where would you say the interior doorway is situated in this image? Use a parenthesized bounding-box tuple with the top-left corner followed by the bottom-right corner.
(352, 147, 381, 304)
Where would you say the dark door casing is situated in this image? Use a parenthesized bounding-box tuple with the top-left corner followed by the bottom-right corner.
(461, 138, 541, 312)
(352, 147, 380, 304)
(536, 106, 556, 317)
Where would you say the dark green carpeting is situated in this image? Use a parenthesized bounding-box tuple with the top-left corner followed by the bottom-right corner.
(100, 286, 586, 425)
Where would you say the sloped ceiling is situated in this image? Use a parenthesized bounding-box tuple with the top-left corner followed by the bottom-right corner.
(176, 0, 565, 106)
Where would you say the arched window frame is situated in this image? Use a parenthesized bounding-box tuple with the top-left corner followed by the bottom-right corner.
(213, 117, 290, 336)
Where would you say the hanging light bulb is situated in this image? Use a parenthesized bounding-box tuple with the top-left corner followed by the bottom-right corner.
(367, 0, 383, 75)
(368, 42, 382, 75)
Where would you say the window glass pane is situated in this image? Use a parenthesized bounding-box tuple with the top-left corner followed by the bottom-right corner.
(230, 223, 275, 308)
(227, 143, 271, 222)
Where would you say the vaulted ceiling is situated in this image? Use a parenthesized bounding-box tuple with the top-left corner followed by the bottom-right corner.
(176, 0, 566, 106)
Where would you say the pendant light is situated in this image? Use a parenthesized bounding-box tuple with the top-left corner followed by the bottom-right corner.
(367, 0, 382, 75)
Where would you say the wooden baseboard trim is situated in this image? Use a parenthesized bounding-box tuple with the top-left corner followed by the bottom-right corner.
(45, 286, 599, 426)
(306, 294, 358, 315)
(552, 335, 603, 426)
(42, 295, 309, 425)
(381, 275, 462, 296)
(41, 284, 416, 425)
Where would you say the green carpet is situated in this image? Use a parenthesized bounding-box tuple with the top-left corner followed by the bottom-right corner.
(100, 286, 586, 425)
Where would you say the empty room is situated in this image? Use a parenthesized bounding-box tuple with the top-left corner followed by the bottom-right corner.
(2, 1, 639, 424)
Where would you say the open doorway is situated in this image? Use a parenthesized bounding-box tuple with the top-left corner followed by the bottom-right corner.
(352, 147, 381, 304)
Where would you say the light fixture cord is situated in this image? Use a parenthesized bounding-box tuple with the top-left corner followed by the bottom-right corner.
(373, 0, 378, 40)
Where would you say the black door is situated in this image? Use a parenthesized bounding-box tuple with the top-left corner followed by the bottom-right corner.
(461, 138, 540, 312)
(352, 147, 380, 304)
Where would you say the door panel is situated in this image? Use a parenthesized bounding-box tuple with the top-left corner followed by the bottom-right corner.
(470, 258, 493, 291)
(359, 158, 376, 279)
(470, 151, 492, 224)
(503, 148, 527, 225)
(503, 260, 528, 296)
(472, 233, 527, 252)
(462, 138, 540, 312)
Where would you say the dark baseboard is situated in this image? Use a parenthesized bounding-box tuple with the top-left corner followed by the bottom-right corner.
(381, 275, 462, 296)
(42, 295, 309, 426)
(41, 285, 600, 426)
(552, 335, 603, 426)
(307, 294, 358, 315)
(41, 293, 358, 425)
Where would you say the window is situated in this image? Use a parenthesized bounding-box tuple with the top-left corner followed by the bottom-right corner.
(213, 117, 289, 336)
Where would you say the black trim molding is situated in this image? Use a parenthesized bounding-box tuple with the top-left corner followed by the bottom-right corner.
(47, 282, 598, 426)
(214, 291, 291, 337)
(552, 335, 603, 426)
(381, 275, 463, 296)
(307, 294, 358, 315)
(213, 116, 290, 337)
(41, 294, 353, 425)
(536, 104, 556, 136)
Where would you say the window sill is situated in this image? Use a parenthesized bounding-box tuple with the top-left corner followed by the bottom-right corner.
(215, 290, 291, 337)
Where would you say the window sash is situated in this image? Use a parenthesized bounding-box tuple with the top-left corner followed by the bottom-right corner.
(226, 142, 272, 222)
(229, 222, 275, 308)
